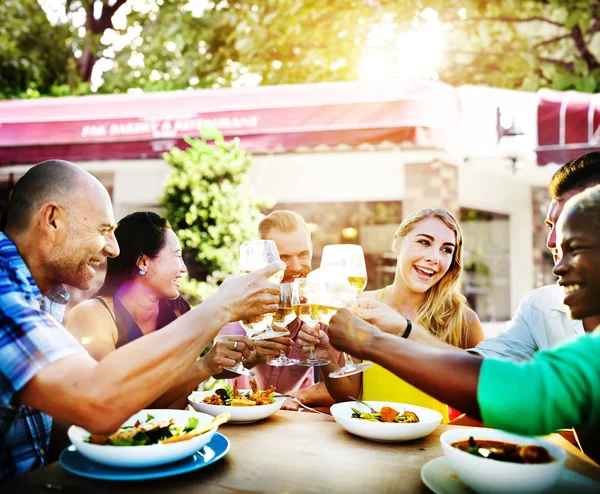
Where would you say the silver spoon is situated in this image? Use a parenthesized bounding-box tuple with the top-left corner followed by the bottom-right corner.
(348, 395, 377, 414)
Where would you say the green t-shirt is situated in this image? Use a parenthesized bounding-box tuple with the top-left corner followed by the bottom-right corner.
(478, 328, 600, 435)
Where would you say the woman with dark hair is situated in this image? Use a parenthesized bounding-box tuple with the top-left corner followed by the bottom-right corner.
(67, 212, 253, 408)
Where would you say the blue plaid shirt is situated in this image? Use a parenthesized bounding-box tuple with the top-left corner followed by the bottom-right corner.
(0, 233, 83, 479)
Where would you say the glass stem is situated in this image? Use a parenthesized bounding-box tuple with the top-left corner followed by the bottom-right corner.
(343, 352, 356, 369)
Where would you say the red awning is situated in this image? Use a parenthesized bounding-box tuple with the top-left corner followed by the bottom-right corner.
(537, 88, 600, 166)
(0, 80, 460, 165)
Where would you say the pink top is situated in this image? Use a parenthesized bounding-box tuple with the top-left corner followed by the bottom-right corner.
(219, 319, 338, 394)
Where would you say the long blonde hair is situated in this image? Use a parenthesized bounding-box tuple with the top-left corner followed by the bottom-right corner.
(395, 208, 468, 347)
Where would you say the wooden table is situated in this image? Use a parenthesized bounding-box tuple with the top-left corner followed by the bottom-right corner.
(6, 411, 600, 493)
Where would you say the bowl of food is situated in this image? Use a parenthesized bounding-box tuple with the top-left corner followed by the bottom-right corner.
(440, 427, 567, 494)
(67, 409, 228, 468)
(330, 400, 442, 442)
(188, 381, 285, 424)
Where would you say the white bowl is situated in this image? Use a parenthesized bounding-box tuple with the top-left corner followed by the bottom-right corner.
(68, 409, 218, 468)
(330, 401, 442, 442)
(188, 389, 285, 423)
(440, 428, 567, 494)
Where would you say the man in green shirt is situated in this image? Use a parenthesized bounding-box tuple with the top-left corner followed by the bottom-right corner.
(328, 184, 600, 462)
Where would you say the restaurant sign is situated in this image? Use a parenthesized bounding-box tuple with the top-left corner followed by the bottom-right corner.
(80, 116, 261, 140)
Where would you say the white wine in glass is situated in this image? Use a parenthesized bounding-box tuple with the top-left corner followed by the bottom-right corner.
(321, 244, 368, 298)
(238, 240, 287, 341)
(223, 240, 284, 376)
(267, 283, 299, 367)
(320, 244, 372, 378)
(292, 278, 330, 367)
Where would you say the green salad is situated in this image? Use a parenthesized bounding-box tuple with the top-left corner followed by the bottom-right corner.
(86, 414, 200, 446)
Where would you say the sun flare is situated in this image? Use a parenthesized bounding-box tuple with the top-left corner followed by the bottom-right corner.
(358, 9, 444, 81)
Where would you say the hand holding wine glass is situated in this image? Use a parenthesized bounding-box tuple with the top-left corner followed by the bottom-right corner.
(297, 322, 334, 363)
(223, 240, 285, 376)
(238, 240, 288, 340)
(215, 261, 283, 323)
(266, 282, 299, 367)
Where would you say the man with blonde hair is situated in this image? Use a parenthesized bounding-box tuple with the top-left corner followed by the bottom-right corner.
(219, 210, 338, 410)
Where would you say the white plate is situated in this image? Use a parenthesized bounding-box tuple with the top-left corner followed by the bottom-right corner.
(68, 409, 218, 468)
(421, 456, 600, 494)
(330, 401, 442, 442)
(188, 389, 285, 423)
(440, 428, 567, 494)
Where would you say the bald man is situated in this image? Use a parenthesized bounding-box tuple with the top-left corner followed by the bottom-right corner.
(0, 160, 283, 479)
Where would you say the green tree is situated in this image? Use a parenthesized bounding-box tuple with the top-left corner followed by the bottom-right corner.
(4, 0, 600, 97)
(434, 0, 600, 92)
(161, 129, 266, 304)
(0, 0, 82, 98)
(102, 0, 600, 93)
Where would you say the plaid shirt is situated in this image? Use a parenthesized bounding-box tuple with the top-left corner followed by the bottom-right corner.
(41, 285, 70, 326)
(0, 233, 83, 479)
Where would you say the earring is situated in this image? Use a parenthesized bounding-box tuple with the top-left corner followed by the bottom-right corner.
(139, 267, 147, 276)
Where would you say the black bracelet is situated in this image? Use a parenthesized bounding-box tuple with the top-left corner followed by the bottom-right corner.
(401, 319, 412, 339)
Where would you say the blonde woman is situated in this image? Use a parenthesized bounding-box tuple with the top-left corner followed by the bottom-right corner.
(298, 208, 484, 421)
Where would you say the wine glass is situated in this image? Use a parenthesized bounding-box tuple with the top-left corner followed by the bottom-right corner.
(320, 244, 373, 378)
(293, 268, 356, 367)
(292, 278, 330, 367)
(239, 240, 288, 341)
(320, 244, 368, 297)
(267, 283, 299, 367)
(222, 240, 285, 376)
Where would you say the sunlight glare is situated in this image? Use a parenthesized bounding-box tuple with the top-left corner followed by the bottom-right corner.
(358, 9, 444, 81)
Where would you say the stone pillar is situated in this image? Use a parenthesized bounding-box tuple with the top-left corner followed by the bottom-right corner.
(402, 160, 459, 219)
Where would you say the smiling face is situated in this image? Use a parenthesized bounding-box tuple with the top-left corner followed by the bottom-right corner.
(265, 227, 312, 282)
(394, 217, 457, 294)
(142, 229, 187, 299)
(553, 209, 600, 320)
(49, 182, 119, 291)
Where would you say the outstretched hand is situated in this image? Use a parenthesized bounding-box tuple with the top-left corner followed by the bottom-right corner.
(202, 335, 254, 375)
(328, 308, 381, 360)
(215, 261, 285, 322)
(354, 298, 408, 336)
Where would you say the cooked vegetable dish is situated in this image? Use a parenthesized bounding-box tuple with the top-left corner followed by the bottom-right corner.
(452, 437, 554, 464)
(351, 406, 419, 423)
(198, 379, 276, 407)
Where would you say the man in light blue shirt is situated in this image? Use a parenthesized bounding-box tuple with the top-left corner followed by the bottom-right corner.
(472, 152, 600, 360)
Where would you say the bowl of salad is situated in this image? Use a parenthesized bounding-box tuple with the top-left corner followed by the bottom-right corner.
(330, 400, 442, 442)
(67, 409, 228, 467)
(188, 381, 285, 424)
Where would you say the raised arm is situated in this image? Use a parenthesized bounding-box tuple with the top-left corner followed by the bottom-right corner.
(328, 309, 483, 418)
(353, 298, 464, 351)
(18, 262, 283, 433)
(328, 309, 600, 436)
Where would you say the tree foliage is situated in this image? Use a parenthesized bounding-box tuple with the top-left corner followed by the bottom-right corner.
(102, 0, 600, 93)
(161, 129, 266, 303)
(433, 0, 600, 92)
(3, 0, 600, 98)
(0, 0, 83, 98)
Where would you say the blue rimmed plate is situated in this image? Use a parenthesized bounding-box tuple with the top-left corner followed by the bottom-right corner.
(59, 432, 230, 481)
